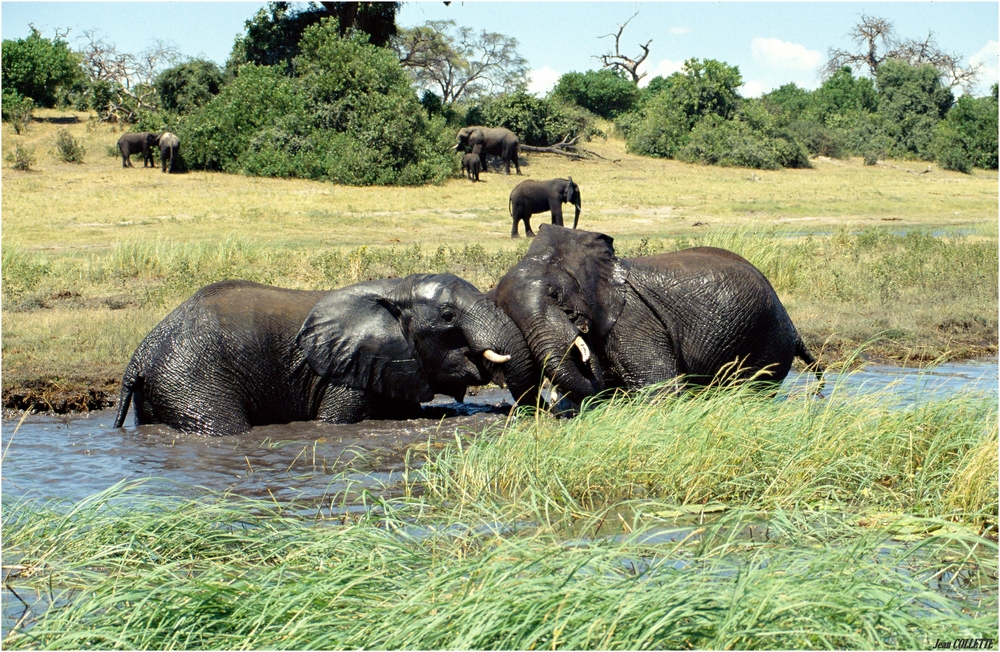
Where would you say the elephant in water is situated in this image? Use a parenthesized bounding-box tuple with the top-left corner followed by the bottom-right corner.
(508, 178, 581, 238)
(114, 275, 537, 436)
(157, 132, 179, 173)
(490, 225, 823, 408)
(117, 132, 159, 168)
(454, 126, 521, 175)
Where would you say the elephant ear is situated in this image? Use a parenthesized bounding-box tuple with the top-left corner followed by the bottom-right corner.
(531, 225, 629, 337)
(295, 283, 434, 403)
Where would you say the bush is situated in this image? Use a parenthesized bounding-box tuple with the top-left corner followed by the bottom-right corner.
(180, 19, 451, 185)
(931, 89, 998, 172)
(678, 114, 810, 170)
(156, 59, 225, 114)
(876, 59, 953, 159)
(477, 91, 587, 146)
(6, 144, 36, 170)
(52, 129, 85, 163)
(2, 90, 34, 134)
(551, 69, 640, 118)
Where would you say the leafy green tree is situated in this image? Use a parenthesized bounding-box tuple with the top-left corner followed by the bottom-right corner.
(181, 18, 451, 186)
(228, 1, 399, 75)
(876, 59, 953, 158)
(620, 58, 743, 158)
(760, 83, 812, 117)
(809, 67, 878, 124)
(551, 69, 640, 118)
(2, 27, 84, 107)
(156, 59, 225, 114)
(932, 85, 998, 172)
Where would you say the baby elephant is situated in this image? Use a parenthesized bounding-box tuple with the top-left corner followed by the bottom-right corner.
(117, 132, 158, 168)
(158, 132, 180, 173)
(461, 152, 481, 181)
(508, 177, 581, 238)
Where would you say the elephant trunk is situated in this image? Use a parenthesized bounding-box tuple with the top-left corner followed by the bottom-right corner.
(522, 307, 604, 402)
(461, 299, 539, 406)
(573, 200, 581, 229)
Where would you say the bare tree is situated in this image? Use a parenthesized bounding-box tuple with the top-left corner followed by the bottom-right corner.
(595, 12, 651, 85)
(393, 20, 527, 105)
(78, 30, 181, 122)
(824, 14, 980, 93)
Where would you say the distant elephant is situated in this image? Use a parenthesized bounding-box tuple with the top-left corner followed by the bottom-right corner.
(508, 177, 581, 238)
(461, 152, 481, 182)
(454, 126, 521, 175)
(114, 275, 537, 436)
(491, 225, 823, 407)
(117, 132, 158, 168)
(157, 132, 179, 173)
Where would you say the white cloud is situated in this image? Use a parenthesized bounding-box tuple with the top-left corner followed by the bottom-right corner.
(751, 37, 823, 72)
(527, 65, 561, 96)
(638, 59, 685, 87)
(670, 27, 692, 36)
(969, 40, 998, 95)
(740, 81, 766, 98)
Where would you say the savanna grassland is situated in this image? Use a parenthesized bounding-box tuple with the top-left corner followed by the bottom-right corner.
(2, 110, 998, 649)
(2, 109, 996, 409)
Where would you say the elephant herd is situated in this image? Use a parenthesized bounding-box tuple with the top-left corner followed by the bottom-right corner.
(117, 131, 180, 173)
(114, 125, 823, 436)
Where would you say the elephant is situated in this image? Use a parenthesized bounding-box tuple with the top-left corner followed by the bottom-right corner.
(454, 126, 521, 175)
(508, 178, 581, 238)
(490, 225, 823, 408)
(117, 132, 159, 168)
(460, 152, 481, 182)
(113, 274, 537, 436)
(158, 132, 179, 173)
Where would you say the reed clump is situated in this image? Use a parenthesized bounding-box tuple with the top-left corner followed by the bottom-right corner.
(421, 380, 999, 522)
(3, 482, 996, 650)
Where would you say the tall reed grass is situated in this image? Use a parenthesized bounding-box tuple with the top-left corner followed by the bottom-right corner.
(3, 482, 995, 650)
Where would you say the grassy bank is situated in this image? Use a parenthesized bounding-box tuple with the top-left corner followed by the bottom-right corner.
(4, 384, 997, 649)
(2, 111, 997, 409)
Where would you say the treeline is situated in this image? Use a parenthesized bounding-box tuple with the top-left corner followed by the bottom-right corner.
(3, 4, 996, 182)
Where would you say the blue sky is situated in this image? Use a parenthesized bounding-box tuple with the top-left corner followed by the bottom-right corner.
(3, 1, 997, 96)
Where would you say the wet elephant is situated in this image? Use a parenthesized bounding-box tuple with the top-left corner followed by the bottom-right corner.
(114, 274, 537, 435)
(491, 225, 823, 407)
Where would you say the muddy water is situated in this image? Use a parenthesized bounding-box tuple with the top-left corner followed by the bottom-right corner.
(2, 359, 996, 507)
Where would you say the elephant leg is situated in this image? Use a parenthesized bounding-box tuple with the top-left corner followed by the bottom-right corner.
(551, 207, 564, 227)
(511, 211, 522, 238)
(315, 385, 374, 424)
(524, 215, 535, 238)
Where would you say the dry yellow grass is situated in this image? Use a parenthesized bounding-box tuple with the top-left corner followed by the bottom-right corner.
(3, 110, 996, 252)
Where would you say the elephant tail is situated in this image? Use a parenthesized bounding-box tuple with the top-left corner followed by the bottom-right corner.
(795, 335, 825, 391)
(508, 197, 513, 217)
(113, 361, 143, 428)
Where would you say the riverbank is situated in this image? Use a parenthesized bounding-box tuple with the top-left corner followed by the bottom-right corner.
(3, 111, 997, 413)
(4, 382, 996, 648)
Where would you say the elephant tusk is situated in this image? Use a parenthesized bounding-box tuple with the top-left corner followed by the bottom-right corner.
(573, 336, 591, 363)
(483, 349, 511, 364)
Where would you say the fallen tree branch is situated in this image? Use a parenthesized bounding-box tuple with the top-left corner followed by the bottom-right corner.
(519, 135, 621, 163)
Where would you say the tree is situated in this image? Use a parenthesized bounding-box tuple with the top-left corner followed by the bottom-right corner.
(932, 84, 998, 172)
(551, 69, 640, 118)
(595, 12, 651, 84)
(824, 14, 980, 93)
(155, 59, 224, 114)
(2, 26, 83, 107)
(227, 1, 399, 74)
(876, 59, 953, 159)
(392, 20, 527, 105)
(78, 30, 181, 121)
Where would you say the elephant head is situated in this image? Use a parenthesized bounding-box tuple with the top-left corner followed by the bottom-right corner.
(297, 273, 538, 406)
(492, 226, 628, 404)
(454, 127, 482, 152)
(563, 177, 582, 229)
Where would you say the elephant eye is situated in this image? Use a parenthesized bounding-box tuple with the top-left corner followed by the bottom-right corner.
(441, 310, 457, 324)
(547, 286, 562, 302)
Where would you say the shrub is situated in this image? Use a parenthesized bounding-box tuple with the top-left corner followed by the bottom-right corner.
(678, 114, 810, 170)
(1, 27, 84, 107)
(155, 59, 225, 114)
(876, 59, 953, 160)
(932, 89, 998, 172)
(6, 144, 36, 170)
(478, 90, 586, 146)
(52, 129, 85, 163)
(1, 90, 34, 134)
(551, 69, 640, 118)
(180, 19, 451, 185)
